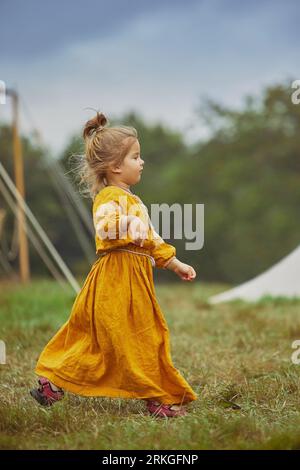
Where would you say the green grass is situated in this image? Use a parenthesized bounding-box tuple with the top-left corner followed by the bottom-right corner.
(1, 278, 300, 450)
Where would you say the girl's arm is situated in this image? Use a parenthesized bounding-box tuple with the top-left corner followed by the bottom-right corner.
(147, 224, 196, 280)
(164, 256, 197, 282)
(93, 189, 143, 249)
(119, 215, 141, 233)
(121, 215, 148, 246)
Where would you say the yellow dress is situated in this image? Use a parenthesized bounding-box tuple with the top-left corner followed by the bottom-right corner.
(35, 185, 198, 405)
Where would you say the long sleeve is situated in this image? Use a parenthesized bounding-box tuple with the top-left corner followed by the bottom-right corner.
(94, 200, 125, 240)
(148, 223, 177, 269)
(93, 187, 135, 252)
(135, 199, 177, 269)
(93, 186, 177, 266)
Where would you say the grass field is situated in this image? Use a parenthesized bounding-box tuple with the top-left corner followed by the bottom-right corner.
(1, 278, 300, 450)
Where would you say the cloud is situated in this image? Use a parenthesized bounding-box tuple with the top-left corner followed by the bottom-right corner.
(1, 0, 299, 155)
(0, 0, 199, 60)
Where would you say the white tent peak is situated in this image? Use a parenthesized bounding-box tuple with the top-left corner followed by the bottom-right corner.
(208, 244, 300, 304)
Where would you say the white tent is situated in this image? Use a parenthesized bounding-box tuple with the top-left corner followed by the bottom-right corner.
(208, 244, 300, 304)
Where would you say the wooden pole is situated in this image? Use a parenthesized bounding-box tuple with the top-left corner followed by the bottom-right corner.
(11, 90, 30, 283)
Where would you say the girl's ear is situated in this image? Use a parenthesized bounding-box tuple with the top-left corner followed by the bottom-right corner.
(109, 162, 122, 175)
(111, 166, 122, 174)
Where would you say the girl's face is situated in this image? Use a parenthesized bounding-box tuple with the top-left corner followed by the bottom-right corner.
(119, 139, 144, 185)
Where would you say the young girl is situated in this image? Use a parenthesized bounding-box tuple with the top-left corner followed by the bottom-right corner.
(30, 112, 198, 418)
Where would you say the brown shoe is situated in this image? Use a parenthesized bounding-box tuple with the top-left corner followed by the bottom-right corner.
(146, 400, 187, 418)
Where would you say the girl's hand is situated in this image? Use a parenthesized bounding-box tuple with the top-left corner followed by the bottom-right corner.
(167, 258, 196, 281)
(175, 262, 196, 281)
(128, 217, 149, 247)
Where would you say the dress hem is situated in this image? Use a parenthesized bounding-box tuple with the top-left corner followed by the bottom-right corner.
(34, 368, 198, 405)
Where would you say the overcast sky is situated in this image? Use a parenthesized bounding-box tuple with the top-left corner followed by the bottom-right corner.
(0, 0, 298, 156)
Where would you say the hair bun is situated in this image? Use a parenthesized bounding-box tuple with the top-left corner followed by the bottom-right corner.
(83, 111, 108, 139)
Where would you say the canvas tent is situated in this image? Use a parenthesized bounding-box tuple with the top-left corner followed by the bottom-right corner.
(208, 245, 300, 304)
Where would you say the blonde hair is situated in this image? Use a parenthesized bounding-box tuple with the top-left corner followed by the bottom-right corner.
(70, 111, 138, 200)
